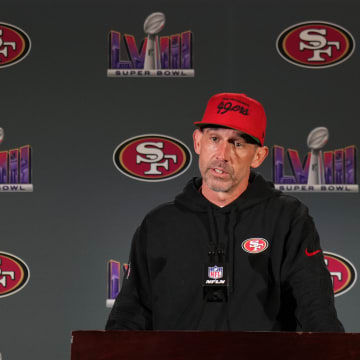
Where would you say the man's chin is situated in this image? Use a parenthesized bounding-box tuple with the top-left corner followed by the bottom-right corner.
(205, 177, 232, 193)
(209, 186, 230, 193)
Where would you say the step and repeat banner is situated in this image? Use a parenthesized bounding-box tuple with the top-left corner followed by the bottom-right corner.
(1, 1, 359, 359)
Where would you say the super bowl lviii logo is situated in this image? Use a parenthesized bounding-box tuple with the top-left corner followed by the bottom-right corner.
(0, 252, 30, 298)
(108, 12, 194, 77)
(0, 22, 31, 68)
(106, 260, 129, 307)
(273, 127, 358, 192)
(277, 21, 355, 68)
(0, 128, 33, 192)
(324, 252, 357, 297)
(113, 134, 192, 182)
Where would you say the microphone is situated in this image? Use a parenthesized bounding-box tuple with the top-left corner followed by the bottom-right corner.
(203, 247, 229, 302)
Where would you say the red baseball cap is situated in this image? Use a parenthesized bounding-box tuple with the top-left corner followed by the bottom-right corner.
(194, 93, 267, 146)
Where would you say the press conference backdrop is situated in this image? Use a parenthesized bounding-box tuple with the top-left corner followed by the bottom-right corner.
(0, 0, 359, 359)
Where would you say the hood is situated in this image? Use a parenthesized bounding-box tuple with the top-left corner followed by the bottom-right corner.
(174, 171, 280, 301)
(175, 171, 279, 213)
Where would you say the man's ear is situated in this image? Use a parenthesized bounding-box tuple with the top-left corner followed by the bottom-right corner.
(193, 129, 203, 155)
(251, 146, 269, 168)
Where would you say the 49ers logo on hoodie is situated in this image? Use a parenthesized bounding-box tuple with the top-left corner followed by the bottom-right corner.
(241, 238, 269, 254)
(323, 251, 357, 297)
(113, 134, 192, 182)
(276, 21, 355, 68)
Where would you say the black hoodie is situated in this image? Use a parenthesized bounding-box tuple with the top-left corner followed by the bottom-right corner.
(106, 172, 344, 332)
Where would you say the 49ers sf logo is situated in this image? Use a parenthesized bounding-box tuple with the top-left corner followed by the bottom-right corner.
(0, 252, 30, 298)
(276, 21, 355, 68)
(323, 251, 357, 297)
(113, 134, 192, 182)
(0, 23, 31, 68)
(241, 238, 269, 254)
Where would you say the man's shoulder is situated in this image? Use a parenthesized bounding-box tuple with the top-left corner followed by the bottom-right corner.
(149, 201, 177, 215)
(273, 191, 305, 205)
(267, 191, 309, 217)
(143, 201, 180, 222)
(137, 201, 190, 235)
(249, 172, 308, 214)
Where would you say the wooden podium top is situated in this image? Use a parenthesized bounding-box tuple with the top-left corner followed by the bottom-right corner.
(71, 330, 360, 360)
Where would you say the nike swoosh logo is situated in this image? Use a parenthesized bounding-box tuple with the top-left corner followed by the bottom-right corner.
(305, 248, 321, 257)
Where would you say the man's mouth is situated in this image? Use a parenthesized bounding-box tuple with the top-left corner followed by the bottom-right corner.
(211, 167, 230, 177)
(208, 162, 232, 178)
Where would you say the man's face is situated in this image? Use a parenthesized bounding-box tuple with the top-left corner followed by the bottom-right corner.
(193, 127, 268, 195)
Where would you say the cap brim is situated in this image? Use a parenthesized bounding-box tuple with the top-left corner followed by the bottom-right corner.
(194, 122, 262, 145)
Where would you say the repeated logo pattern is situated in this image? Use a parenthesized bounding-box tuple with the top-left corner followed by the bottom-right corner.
(113, 134, 192, 182)
(0, 252, 30, 298)
(0, 23, 31, 68)
(277, 21, 355, 68)
(324, 251, 357, 297)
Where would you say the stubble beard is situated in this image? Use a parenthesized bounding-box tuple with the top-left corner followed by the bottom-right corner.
(204, 173, 234, 192)
(203, 162, 236, 193)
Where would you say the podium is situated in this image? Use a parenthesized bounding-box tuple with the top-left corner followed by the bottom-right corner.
(71, 330, 360, 360)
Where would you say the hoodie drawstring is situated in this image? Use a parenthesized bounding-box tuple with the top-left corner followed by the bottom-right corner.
(207, 207, 226, 264)
(207, 207, 217, 262)
(228, 207, 237, 294)
(225, 207, 238, 330)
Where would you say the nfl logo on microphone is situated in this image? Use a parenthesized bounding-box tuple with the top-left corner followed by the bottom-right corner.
(208, 266, 223, 280)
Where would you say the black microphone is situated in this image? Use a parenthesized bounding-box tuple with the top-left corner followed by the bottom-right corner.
(203, 246, 229, 302)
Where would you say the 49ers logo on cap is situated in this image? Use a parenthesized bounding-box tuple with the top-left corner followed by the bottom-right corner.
(276, 21, 355, 68)
(113, 134, 192, 182)
(323, 251, 357, 297)
(0, 23, 31, 68)
(0, 252, 30, 298)
(241, 238, 269, 254)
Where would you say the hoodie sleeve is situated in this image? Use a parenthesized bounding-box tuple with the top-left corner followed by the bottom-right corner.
(105, 221, 153, 330)
(281, 202, 344, 332)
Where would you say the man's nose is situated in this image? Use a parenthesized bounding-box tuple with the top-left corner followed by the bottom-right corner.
(215, 141, 231, 161)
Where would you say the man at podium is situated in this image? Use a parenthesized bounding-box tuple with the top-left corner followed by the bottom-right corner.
(106, 93, 344, 332)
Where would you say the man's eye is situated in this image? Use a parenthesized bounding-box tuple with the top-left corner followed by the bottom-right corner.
(210, 136, 218, 142)
(234, 141, 243, 147)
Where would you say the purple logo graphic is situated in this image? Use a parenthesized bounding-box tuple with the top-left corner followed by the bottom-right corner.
(0, 132, 33, 192)
(108, 260, 121, 301)
(208, 266, 223, 280)
(107, 12, 194, 78)
(273, 127, 358, 192)
(106, 260, 129, 308)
